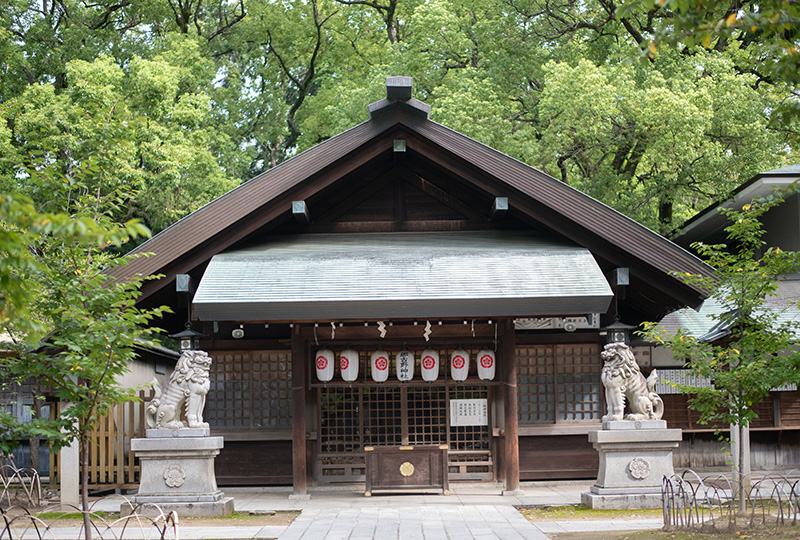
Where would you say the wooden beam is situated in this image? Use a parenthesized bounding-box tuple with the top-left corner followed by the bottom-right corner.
(400, 169, 487, 222)
(314, 167, 397, 223)
(491, 197, 508, 220)
(175, 274, 197, 294)
(291, 324, 308, 495)
(501, 319, 520, 493)
(299, 323, 497, 341)
(292, 201, 311, 224)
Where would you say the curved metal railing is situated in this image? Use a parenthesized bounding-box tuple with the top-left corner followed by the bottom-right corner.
(663, 470, 800, 531)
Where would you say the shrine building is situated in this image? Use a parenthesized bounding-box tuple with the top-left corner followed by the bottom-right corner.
(116, 77, 714, 495)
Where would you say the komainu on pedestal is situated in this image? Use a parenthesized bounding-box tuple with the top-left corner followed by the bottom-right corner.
(126, 350, 234, 518)
(583, 342, 682, 510)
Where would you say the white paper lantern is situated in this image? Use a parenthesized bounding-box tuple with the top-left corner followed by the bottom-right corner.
(477, 349, 496, 381)
(315, 349, 334, 383)
(450, 349, 469, 382)
(340, 349, 359, 382)
(396, 349, 415, 382)
(420, 349, 439, 382)
(370, 349, 390, 383)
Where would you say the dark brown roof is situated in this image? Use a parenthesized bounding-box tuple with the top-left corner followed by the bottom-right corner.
(116, 89, 712, 323)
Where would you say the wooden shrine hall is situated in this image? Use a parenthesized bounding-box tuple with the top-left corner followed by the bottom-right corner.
(117, 77, 711, 495)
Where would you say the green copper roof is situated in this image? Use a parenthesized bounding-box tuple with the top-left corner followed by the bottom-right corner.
(193, 231, 613, 322)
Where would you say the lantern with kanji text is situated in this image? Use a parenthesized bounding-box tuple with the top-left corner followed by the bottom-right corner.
(396, 349, 414, 382)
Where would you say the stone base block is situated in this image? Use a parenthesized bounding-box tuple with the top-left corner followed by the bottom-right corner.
(129, 434, 233, 518)
(121, 497, 234, 518)
(589, 428, 681, 492)
(581, 490, 663, 510)
(602, 420, 667, 431)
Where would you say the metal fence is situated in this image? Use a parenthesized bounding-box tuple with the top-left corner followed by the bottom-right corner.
(663, 470, 800, 530)
(0, 499, 178, 540)
(0, 455, 41, 508)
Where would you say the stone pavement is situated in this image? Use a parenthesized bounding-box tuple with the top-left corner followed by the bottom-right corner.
(18, 481, 664, 539)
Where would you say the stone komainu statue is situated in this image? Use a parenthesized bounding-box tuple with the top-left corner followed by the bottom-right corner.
(146, 350, 213, 430)
(600, 342, 664, 422)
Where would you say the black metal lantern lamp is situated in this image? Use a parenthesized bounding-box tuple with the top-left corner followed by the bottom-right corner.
(602, 319, 637, 345)
(169, 324, 207, 352)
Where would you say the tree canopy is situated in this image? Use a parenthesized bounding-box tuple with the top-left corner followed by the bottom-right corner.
(0, 0, 797, 235)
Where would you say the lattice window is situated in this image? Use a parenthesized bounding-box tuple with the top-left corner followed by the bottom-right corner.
(517, 344, 601, 425)
(320, 387, 362, 453)
(252, 351, 292, 428)
(408, 386, 447, 446)
(556, 345, 602, 421)
(363, 387, 402, 446)
(517, 347, 556, 423)
(206, 350, 292, 430)
(448, 386, 490, 451)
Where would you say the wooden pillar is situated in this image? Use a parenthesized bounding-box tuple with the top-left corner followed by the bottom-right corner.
(502, 319, 520, 493)
(291, 324, 308, 496)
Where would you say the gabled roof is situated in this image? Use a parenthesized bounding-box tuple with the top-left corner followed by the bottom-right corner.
(673, 163, 800, 248)
(116, 79, 712, 323)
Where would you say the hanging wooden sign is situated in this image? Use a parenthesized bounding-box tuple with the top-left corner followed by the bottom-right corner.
(450, 398, 488, 426)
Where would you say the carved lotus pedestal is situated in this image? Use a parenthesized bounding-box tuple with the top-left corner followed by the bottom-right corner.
(581, 421, 682, 510)
(122, 428, 234, 517)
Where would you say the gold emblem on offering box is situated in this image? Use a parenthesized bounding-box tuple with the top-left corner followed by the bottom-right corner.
(399, 461, 414, 477)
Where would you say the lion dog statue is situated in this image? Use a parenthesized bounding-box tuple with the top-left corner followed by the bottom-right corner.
(146, 349, 213, 429)
(601, 342, 664, 422)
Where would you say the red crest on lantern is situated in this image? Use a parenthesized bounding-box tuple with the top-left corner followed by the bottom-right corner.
(477, 349, 496, 381)
(421, 349, 439, 382)
(315, 349, 334, 383)
(370, 350, 389, 383)
(340, 349, 359, 382)
(450, 349, 469, 382)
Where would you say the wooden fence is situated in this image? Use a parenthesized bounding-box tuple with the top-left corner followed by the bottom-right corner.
(49, 389, 153, 490)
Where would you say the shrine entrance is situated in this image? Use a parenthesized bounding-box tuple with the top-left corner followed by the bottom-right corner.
(312, 346, 496, 484)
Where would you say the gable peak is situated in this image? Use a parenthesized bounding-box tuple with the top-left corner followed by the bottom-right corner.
(368, 76, 431, 119)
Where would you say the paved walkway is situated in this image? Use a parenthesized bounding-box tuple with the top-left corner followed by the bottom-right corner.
(7, 482, 664, 539)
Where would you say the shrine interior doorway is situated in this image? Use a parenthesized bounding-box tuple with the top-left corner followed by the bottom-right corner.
(312, 345, 497, 484)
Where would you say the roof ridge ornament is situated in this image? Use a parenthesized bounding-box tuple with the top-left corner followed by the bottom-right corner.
(368, 76, 431, 119)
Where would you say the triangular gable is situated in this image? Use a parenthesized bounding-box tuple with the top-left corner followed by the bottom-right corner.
(117, 80, 711, 321)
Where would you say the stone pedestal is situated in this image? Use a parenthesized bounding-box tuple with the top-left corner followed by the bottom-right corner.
(122, 428, 234, 517)
(581, 421, 682, 509)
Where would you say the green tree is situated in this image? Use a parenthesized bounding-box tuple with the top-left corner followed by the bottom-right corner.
(2, 50, 237, 234)
(534, 53, 787, 234)
(642, 187, 800, 511)
(1, 193, 169, 534)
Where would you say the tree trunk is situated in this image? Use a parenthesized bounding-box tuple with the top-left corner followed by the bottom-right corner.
(29, 384, 41, 472)
(81, 433, 92, 540)
(737, 422, 746, 514)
